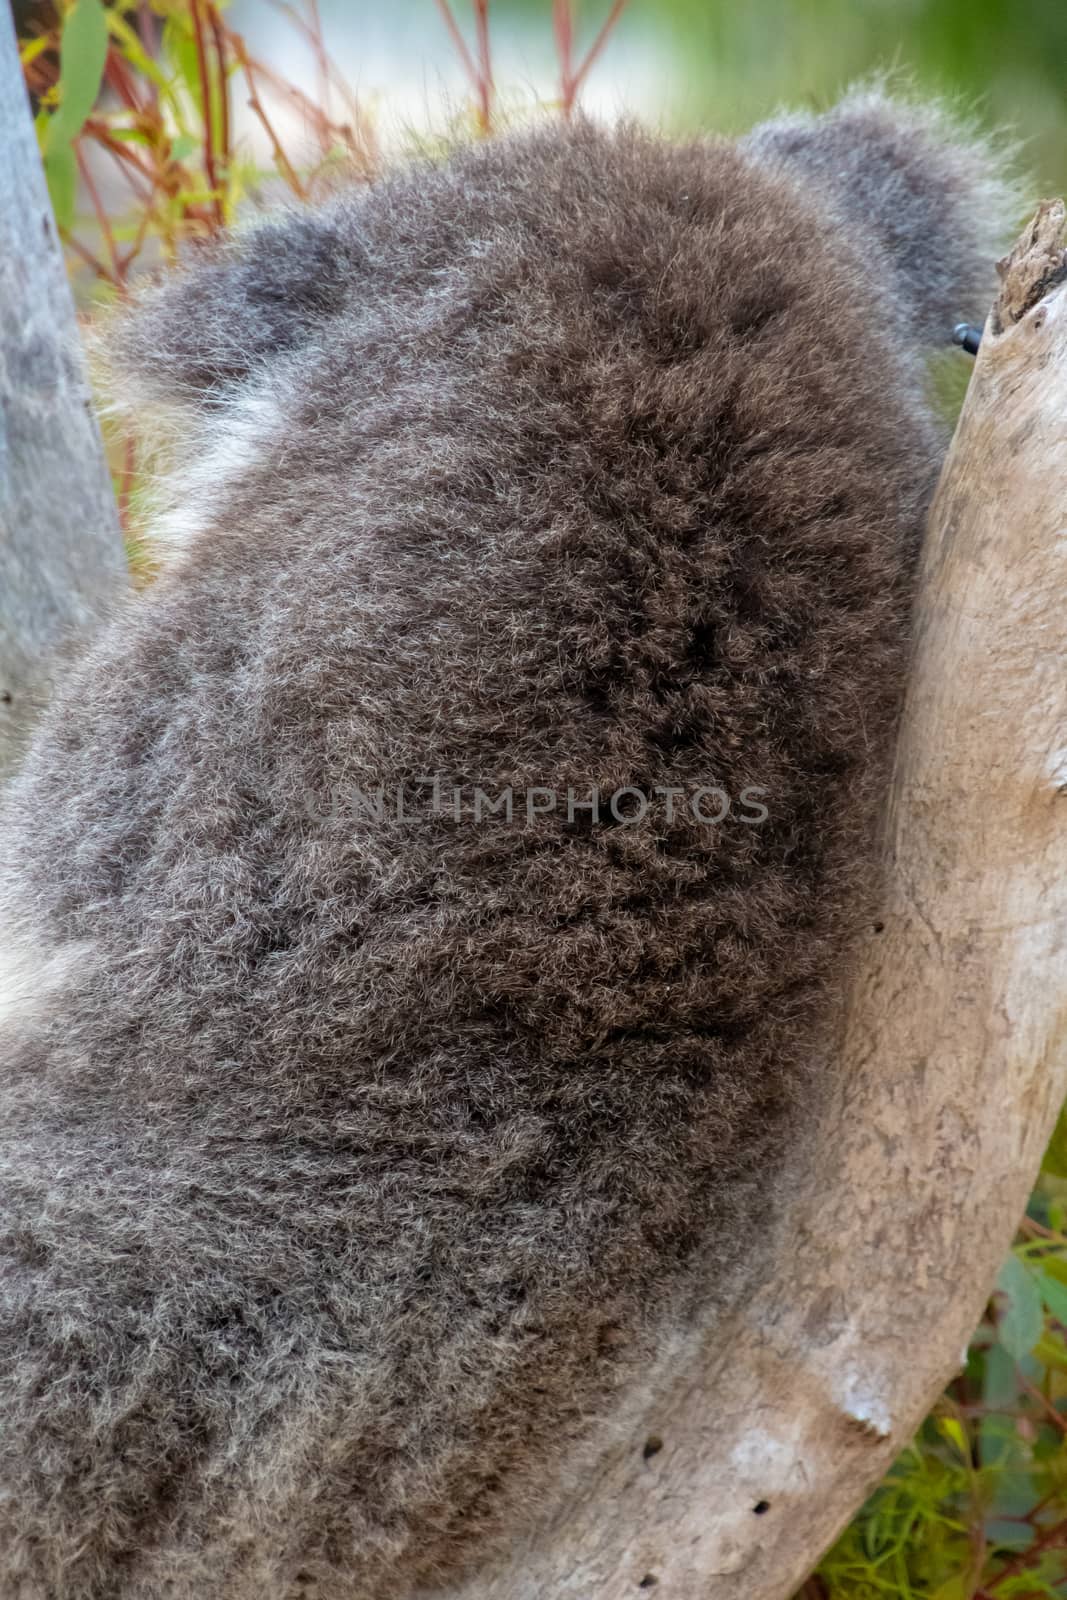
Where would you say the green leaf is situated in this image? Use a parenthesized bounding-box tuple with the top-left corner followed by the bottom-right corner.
(19, 33, 55, 68)
(43, 138, 77, 231)
(104, 8, 172, 97)
(985, 1518, 1035, 1551)
(928, 1578, 969, 1600)
(1033, 1329, 1067, 1372)
(986, 1463, 1043, 1520)
(170, 133, 199, 162)
(48, 0, 108, 148)
(1038, 1268, 1067, 1327)
(1041, 1103, 1067, 1179)
(934, 1415, 968, 1457)
(997, 1254, 1045, 1361)
(161, 14, 202, 107)
(1040, 1252, 1067, 1287)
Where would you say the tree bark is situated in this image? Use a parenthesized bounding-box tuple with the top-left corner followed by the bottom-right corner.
(444, 204, 1067, 1599)
(0, 3, 125, 777)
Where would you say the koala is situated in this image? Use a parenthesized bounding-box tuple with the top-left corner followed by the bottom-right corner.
(0, 87, 1018, 1599)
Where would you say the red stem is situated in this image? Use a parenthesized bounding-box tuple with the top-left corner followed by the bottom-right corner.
(569, 0, 627, 102)
(433, 1, 482, 106)
(115, 432, 137, 533)
(64, 229, 123, 288)
(472, 0, 492, 132)
(189, 0, 222, 224)
(306, 0, 331, 146)
(103, 49, 144, 114)
(979, 1515, 1067, 1592)
(553, 0, 575, 113)
(74, 140, 124, 282)
(207, 6, 231, 176)
(228, 31, 307, 199)
(84, 119, 156, 194)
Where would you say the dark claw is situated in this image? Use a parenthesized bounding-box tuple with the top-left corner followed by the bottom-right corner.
(952, 322, 982, 356)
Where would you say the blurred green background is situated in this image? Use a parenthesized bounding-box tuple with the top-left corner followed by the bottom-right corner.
(245, 0, 1067, 191)
(631, 0, 1065, 179)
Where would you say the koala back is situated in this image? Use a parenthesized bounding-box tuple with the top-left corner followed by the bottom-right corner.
(0, 101, 1016, 1599)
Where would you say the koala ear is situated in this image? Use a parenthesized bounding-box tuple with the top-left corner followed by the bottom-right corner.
(103, 203, 365, 411)
(741, 82, 1023, 345)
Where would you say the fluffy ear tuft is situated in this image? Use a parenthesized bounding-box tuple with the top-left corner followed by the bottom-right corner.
(741, 80, 1026, 346)
(96, 203, 365, 415)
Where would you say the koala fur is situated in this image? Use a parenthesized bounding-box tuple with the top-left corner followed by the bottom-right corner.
(0, 88, 1018, 1598)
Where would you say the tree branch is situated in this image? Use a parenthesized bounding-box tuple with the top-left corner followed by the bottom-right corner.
(0, 5, 126, 777)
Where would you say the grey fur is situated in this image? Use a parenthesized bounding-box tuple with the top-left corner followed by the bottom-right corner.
(0, 91, 1020, 1599)
(741, 83, 1019, 344)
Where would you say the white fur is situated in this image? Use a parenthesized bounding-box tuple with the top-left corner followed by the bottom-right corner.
(91, 371, 284, 569)
(142, 384, 285, 564)
(0, 930, 91, 1035)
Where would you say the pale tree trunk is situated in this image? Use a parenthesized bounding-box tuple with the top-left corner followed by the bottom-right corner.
(446, 204, 1067, 1599)
(0, 3, 125, 777)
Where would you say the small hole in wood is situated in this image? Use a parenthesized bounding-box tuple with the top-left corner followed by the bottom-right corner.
(872, 921, 885, 934)
(0, 691, 11, 704)
(753, 1499, 771, 1515)
(638, 1577, 659, 1589)
(642, 1434, 663, 1460)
